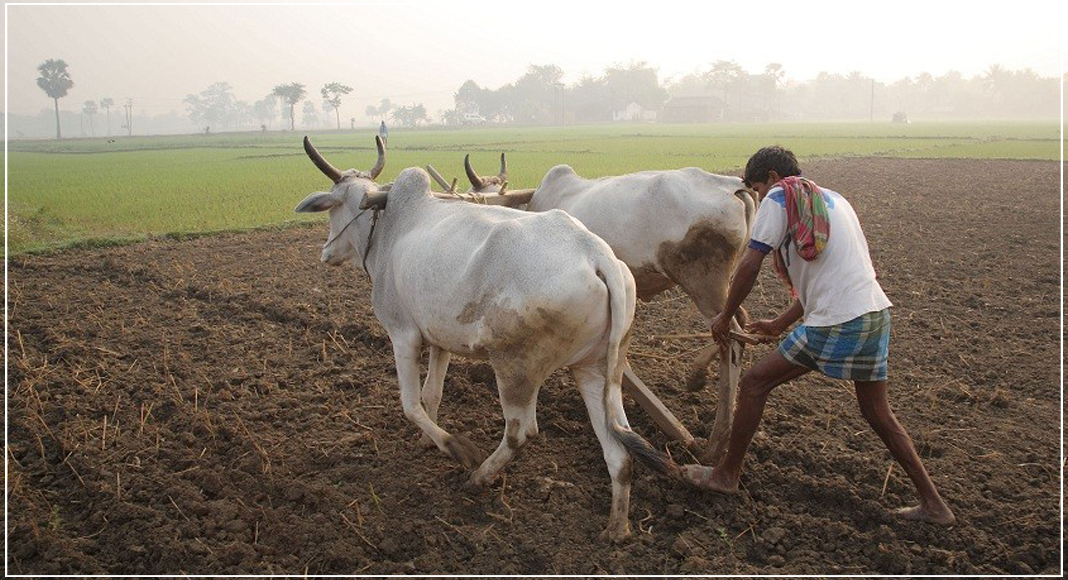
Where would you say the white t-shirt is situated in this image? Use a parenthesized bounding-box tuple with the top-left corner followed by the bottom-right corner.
(749, 184, 892, 327)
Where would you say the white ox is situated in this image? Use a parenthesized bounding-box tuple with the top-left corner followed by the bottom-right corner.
(295, 137, 679, 541)
(437, 156, 756, 464)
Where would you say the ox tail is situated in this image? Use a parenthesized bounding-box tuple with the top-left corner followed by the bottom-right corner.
(734, 188, 757, 235)
(597, 256, 682, 481)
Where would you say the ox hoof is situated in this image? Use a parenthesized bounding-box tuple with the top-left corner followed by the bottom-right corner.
(464, 472, 496, 491)
(444, 433, 484, 470)
(599, 522, 632, 543)
(418, 433, 436, 448)
(684, 372, 708, 392)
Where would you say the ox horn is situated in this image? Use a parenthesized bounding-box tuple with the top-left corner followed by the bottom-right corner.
(369, 135, 386, 180)
(304, 136, 343, 184)
(498, 153, 507, 182)
(426, 164, 454, 192)
(464, 154, 485, 190)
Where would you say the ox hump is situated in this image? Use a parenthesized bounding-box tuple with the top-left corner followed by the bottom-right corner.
(389, 168, 435, 203)
(540, 164, 578, 185)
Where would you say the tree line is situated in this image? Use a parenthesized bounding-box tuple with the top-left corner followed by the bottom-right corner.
(181, 81, 432, 133)
(33, 57, 1061, 140)
(34, 59, 436, 139)
(447, 61, 1060, 124)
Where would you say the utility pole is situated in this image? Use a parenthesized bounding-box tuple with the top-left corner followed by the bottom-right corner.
(124, 98, 133, 136)
(870, 79, 875, 122)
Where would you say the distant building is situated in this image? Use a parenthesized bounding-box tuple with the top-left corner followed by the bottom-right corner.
(462, 112, 487, 125)
(660, 96, 727, 123)
(612, 102, 658, 122)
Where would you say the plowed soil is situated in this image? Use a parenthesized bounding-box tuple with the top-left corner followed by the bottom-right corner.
(7, 157, 1062, 575)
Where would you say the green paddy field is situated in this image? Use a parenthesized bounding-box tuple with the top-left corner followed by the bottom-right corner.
(6, 121, 1061, 254)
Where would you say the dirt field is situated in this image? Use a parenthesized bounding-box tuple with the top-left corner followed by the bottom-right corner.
(7, 157, 1062, 575)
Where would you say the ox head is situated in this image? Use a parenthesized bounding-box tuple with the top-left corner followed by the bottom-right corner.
(295, 135, 389, 265)
(464, 153, 508, 193)
(425, 153, 507, 194)
(427, 153, 508, 194)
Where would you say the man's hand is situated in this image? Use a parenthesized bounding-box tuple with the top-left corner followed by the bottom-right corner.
(746, 318, 786, 338)
(707, 248, 766, 347)
(709, 312, 731, 345)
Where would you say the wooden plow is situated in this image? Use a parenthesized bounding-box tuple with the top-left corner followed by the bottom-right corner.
(620, 330, 773, 448)
(428, 169, 774, 449)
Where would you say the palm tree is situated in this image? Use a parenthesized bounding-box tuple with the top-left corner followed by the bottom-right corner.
(36, 59, 74, 139)
(983, 64, 1012, 111)
(763, 63, 785, 117)
(320, 82, 353, 130)
(764, 63, 785, 88)
(271, 82, 306, 131)
(100, 97, 114, 136)
(83, 100, 98, 136)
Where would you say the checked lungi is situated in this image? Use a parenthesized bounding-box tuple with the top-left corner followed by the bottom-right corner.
(779, 308, 891, 382)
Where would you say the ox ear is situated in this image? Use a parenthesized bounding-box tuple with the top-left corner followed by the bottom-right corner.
(294, 191, 342, 213)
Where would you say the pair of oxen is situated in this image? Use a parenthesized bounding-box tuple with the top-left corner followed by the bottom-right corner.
(295, 136, 755, 541)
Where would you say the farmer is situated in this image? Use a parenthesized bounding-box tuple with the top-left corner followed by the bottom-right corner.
(379, 120, 389, 147)
(681, 146, 956, 525)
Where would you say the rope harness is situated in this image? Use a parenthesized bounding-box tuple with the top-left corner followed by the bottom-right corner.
(323, 205, 381, 275)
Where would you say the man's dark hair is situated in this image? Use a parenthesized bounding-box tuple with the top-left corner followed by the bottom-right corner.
(743, 146, 801, 187)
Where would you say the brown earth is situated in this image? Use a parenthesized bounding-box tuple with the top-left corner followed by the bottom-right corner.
(6, 157, 1062, 575)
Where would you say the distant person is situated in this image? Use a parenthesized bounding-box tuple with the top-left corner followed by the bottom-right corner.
(379, 120, 388, 147)
(681, 146, 956, 526)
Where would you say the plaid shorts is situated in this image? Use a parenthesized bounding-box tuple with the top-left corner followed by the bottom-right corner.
(779, 309, 891, 381)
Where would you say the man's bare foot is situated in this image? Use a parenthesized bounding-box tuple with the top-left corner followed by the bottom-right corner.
(679, 464, 739, 493)
(894, 504, 956, 525)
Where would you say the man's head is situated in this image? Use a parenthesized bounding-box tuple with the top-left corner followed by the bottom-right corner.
(743, 146, 801, 198)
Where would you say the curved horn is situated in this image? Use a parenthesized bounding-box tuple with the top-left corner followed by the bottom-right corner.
(303, 136, 343, 184)
(498, 153, 507, 182)
(426, 165, 453, 192)
(464, 154, 485, 190)
(369, 135, 386, 180)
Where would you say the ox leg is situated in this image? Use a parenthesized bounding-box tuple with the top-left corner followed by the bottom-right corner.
(468, 370, 540, 487)
(700, 338, 742, 465)
(419, 346, 452, 447)
(572, 365, 633, 543)
(685, 342, 721, 392)
(683, 308, 749, 392)
(393, 338, 483, 469)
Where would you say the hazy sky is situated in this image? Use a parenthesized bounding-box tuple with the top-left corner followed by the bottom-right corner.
(4, 1, 1064, 117)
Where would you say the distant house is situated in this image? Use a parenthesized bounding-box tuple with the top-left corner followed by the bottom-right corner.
(660, 96, 727, 123)
(612, 102, 658, 122)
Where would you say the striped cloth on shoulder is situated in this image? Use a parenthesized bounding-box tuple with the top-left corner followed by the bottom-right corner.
(772, 175, 831, 298)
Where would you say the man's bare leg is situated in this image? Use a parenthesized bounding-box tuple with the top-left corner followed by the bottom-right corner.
(681, 350, 809, 492)
(854, 380, 956, 525)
